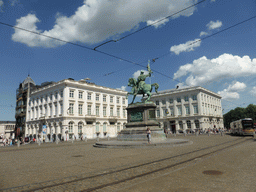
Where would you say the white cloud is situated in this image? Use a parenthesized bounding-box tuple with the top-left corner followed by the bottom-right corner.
(173, 54, 256, 86)
(199, 31, 208, 37)
(117, 86, 126, 91)
(133, 70, 149, 79)
(170, 38, 201, 55)
(206, 20, 222, 30)
(147, 18, 169, 29)
(217, 81, 246, 100)
(0, 0, 3, 7)
(250, 86, 256, 97)
(12, 0, 197, 47)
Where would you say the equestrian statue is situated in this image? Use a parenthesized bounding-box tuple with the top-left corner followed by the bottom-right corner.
(126, 61, 159, 103)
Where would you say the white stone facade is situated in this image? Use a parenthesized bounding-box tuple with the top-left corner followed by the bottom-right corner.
(0, 121, 15, 139)
(25, 79, 128, 141)
(150, 86, 224, 133)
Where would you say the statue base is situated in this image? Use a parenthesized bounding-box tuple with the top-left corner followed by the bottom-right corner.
(117, 102, 166, 141)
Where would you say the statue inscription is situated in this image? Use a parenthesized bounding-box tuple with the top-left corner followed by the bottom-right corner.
(130, 111, 143, 122)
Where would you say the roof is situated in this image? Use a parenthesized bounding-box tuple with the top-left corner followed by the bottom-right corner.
(22, 75, 36, 88)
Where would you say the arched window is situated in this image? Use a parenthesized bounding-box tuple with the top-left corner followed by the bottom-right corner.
(78, 122, 83, 134)
(179, 121, 183, 129)
(96, 122, 100, 132)
(103, 122, 107, 132)
(68, 122, 73, 133)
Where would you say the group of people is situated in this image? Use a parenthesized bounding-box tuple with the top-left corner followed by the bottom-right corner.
(1, 138, 13, 147)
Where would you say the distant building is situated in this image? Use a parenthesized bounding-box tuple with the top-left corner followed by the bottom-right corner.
(25, 78, 128, 141)
(15, 75, 39, 139)
(150, 86, 224, 133)
(0, 121, 16, 139)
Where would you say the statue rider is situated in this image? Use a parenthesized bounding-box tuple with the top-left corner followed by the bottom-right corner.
(135, 61, 153, 95)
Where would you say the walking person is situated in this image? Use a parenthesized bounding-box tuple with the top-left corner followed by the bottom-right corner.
(146, 128, 151, 144)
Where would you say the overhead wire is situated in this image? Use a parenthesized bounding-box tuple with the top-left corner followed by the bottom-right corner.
(93, 0, 207, 50)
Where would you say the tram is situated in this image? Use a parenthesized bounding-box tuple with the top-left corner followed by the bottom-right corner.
(230, 118, 255, 136)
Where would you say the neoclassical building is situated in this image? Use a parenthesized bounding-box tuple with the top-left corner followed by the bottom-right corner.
(25, 78, 128, 141)
(150, 86, 224, 133)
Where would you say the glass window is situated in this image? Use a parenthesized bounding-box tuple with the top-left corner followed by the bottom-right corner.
(103, 106, 107, 116)
(195, 120, 200, 129)
(87, 93, 91, 100)
(170, 108, 174, 116)
(60, 103, 63, 115)
(117, 124, 121, 132)
(78, 104, 83, 115)
(60, 91, 63, 98)
(79, 91, 83, 99)
(110, 107, 113, 116)
(117, 97, 120, 104)
(103, 95, 107, 102)
(69, 90, 74, 98)
(78, 123, 83, 133)
(185, 106, 190, 115)
(96, 105, 100, 116)
(103, 123, 107, 132)
(55, 92, 58, 100)
(68, 122, 73, 133)
(194, 105, 198, 114)
(54, 104, 57, 115)
(156, 110, 160, 117)
(123, 108, 126, 117)
(162, 100, 166, 105)
(96, 94, 99, 101)
(156, 100, 159, 105)
(177, 97, 181, 103)
(178, 106, 182, 115)
(87, 105, 91, 115)
(110, 96, 113, 103)
(184, 96, 189, 102)
(163, 108, 167, 116)
(117, 108, 120, 117)
(122, 98, 125, 104)
(169, 98, 173, 103)
(96, 123, 100, 132)
(49, 105, 52, 116)
(40, 97, 43, 104)
(187, 120, 191, 129)
(192, 95, 197, 101)
(69, 103, 74, 114)
(179, 121, 183, 129)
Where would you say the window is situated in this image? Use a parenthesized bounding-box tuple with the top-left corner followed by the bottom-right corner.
(192, 95, 197, 101)
(117, 124, 121, 132)
(187, 120, 191, 129)
(184, 96, 189, 102)
(69, 103, 74, 114)
(169, 98, 173, 104)
(103, 95, 106, 102)
(78, 123, 83, 133)
(50, 94, 53, 100)
(185, 105, 190, 115)
(45, 106, 47, 116)
(54, 104, 57, 116)
(55, 92, 58, 100)
(177, 97, 181, 103)
(117, 97, 120, 104)
(170, 108, 174, 116)
(110, 96, 113, 103)
(69, 90, 74, 98)
(156, 100, 159, 105)
(110, 107, 113, 116)
(78, 104, 83, 115)
(179, 121, 183, 129)
(156, 110, 160, 117)
(163, 108, 167, 116)
(40, 97, 43, 104)
(87, 105, 91, 115)
(45, 96, 48, 102)
(79, 91, 83, 99)
(117, 108, 120, 117)
(96, 94, 99, 101)
(103, 123, 107, 132)
(96, 122, 100, 132)
(60, 91, 63, 98)
(122, 98, 125, 104)
(178, 106, 182, 115)
(68, 122, 73, 133)
(123, 108, 126, 117)
(103, 106, 107, 116)
(87, 93, 91, 100)
(96, 105, 100, 116)
(162, 100, 166, 105)
(195, 120, 200, 129)
(49, 105, 52, 116)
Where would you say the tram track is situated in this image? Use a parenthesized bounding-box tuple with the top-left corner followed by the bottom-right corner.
(3, 137, 251, 192)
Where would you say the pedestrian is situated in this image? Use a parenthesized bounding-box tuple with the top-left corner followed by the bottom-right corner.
(81, 135, 83, 141)
(146, 128, 151, 144)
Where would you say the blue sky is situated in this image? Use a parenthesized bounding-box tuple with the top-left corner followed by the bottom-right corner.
(1, 0, 256, 120)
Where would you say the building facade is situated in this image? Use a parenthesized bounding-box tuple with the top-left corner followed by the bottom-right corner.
(0, 121, 16, 139)
(150, 86, 224, 133)
(25, 78, 128, 141)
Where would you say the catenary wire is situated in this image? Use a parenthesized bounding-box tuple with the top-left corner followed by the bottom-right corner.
(93, 0, 207, 50)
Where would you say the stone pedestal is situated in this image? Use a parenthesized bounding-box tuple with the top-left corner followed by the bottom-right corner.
(117, 102, 166, 141)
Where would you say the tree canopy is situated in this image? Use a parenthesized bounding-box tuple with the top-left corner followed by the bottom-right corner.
(223, 104, 256, 128)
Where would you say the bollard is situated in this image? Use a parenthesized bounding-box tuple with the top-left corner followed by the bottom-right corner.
(72, 138, 74, 144)
(85, 137, 87, 142)
(196, 132, 199, 137)
(208, 132, 210, 136)
(184, 132, 186, 137)
(17, 140, 20, 147)
(107, 136, 110, 141)
(56, 139, 59, 144)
